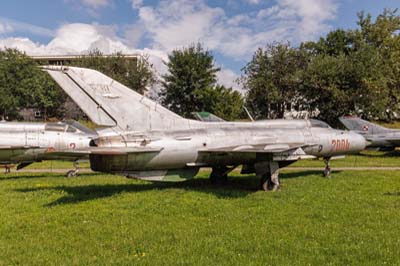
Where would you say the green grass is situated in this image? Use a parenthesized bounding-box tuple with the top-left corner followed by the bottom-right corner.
(292, 150, 400, 168)
(1, 170, 399, 265)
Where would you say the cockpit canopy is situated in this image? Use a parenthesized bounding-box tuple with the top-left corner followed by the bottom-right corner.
(44, 121, 97, 135)
(309, 119, 331, 128)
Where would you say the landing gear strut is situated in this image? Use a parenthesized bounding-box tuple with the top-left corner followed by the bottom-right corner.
(66, 161, 79, 177)
(209, 166, 237, 184)
(4, 165, 11, 174)
(323, 157, 331, 178)
(255, 161, 280, 191)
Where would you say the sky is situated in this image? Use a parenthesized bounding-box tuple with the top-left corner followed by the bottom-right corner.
(0, 0, 398, 90)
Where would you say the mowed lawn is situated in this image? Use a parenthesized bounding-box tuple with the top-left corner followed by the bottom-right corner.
(0, 170, 399, 266)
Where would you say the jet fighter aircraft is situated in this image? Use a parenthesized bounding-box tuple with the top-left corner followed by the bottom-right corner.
(43, 66, 367, 190)
(339, 116, 400, 151)
(0, 120, 96, 176)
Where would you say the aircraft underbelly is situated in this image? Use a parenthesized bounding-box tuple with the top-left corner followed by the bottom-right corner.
(0, 148, 45, 163)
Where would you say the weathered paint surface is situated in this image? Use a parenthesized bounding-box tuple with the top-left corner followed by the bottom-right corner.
(44, 66, 367, 181)
(0, 121, 96, 164)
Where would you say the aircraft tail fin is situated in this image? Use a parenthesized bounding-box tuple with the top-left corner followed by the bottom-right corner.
(339, 116, 389, 134)
(43, 66, 190, 131)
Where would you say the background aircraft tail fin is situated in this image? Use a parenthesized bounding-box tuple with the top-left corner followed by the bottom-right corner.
(339, 116, 389, 134)
(44, 66, 191, 131)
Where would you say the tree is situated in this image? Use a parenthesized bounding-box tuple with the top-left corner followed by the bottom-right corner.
(300, 49, 387, 125)
(0, 48, 63, 120)
(195, 85, 244, 121)
(356, 9, 400, 120)
(161, 43, 221, 118)
(241, 43, 309, 119)
(300, 8, 400, 123)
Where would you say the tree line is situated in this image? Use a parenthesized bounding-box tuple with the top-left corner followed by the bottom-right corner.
(0, 9, 399, 126)
(243, 8, 400, 126)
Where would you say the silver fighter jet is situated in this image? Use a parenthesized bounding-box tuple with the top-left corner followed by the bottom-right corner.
(339, 116, 400, 151)
(43, 66, 367, 190)
(0, 120, 96, 176)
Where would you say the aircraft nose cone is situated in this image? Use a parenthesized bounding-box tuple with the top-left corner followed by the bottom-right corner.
(351, 132, 367, 152)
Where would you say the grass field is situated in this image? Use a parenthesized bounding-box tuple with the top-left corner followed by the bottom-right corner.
(292, 150, 400, 168)
(1, 170, 399, 265)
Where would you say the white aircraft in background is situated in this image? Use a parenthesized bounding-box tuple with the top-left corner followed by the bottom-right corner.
(0, 120, 96, 176)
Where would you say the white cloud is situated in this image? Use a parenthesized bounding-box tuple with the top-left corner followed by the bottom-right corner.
(0, 17, 54, 37)
(0, 23, 13, 34)
(0, 0, 340, 94)
(81, 0, 111, 8)
(270, 0, 338, 40)
(0, 22, 170, 95)
(245, 0, 262, 4)
(130, 0, 143, 9)
(134, 0, 338, 59)
(217, 68, 241, 92)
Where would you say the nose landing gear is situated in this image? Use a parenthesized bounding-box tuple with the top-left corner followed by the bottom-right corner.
(323, 157, 331, 177)
(66, 161, 80, 177)
(4, 165, 11, 174)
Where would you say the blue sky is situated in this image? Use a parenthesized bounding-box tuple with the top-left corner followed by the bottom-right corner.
(0, 0, 398, 89)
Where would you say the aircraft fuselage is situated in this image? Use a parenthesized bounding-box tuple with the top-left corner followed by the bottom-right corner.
(90, 122, 366, 180)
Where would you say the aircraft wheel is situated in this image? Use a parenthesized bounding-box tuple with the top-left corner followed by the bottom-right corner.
(323, 167, 331, 178)
(66, 170, 77, 178)
(260, 174, 272, 191)
(209, 172, 228, 184)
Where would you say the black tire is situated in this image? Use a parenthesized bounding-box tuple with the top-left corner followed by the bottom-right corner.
(66, 170, 76, 178)
(323, 167, 331, 178)
(210, 172, 228, 184)
(260, 174, 273, 191)
(210, 172, 218, 184)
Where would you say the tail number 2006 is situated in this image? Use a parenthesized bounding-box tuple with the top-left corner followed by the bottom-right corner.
(332, 139, 350, 151)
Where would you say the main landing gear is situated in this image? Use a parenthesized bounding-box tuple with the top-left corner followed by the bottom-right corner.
(209, 166, 237, 184)
(255, 161, 280, 192)
(4, 165, 11, 174)
(323, 157, 331, 178)
(66, 161, 80, 177)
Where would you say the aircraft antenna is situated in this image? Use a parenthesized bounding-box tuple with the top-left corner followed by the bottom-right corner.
(244, 107, 254, 122)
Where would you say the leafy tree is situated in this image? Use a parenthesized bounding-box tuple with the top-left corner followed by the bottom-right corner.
(356, 9, 400, 120)
(0, 48, 62, 120)
(301, 8, 399, 123)
(195, 85, 244, 121)
(301, 48, 387, 125)
(243, 9, 400, 124)
(241, 43, 309, 119)
(161, 43, 222, 118)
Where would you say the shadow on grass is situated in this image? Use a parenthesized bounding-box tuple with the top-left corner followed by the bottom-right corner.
(281, 170, 322, 179)
(15, 171, 320, 206)
(358, 150, 400, 158)
(0, 172, 101, 181)
(384, 191, 400, 196)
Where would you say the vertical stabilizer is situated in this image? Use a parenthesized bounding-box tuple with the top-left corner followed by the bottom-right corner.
(44, 66, 190, 131)
(339, 116, 389, 134)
